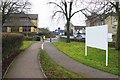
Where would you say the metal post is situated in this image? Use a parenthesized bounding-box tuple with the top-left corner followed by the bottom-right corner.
(106, 25, 108, 66)
(85, 45, 87, 56)
(106, 49, 108, 66)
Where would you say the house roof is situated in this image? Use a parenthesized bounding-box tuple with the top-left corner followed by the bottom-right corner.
(9, 13, 38, 20)
(28, 14, 38, 19)
(85, 12, 117, 26)
(3, 13, 38, 27)
(86, 12, 116, 22)
(3, 20, 36, 27)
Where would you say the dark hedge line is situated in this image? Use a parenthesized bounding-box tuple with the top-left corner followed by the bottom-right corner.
(60, 37, 115, 48)
(2, 33, 24, 77)
(24, 36, 33, 41)
(60, 37, 85, 42)
(2, 33, 24, 59)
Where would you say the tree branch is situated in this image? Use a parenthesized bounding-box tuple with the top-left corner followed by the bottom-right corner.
(71, 8, 86, 18)
(52, 10, 65, 18)
(69, 1, 73, 20)
(1, 0, 31, 26)
(49, 2, 66, 15)
(64, 1, 68, 20)
(109, 1, 116, 7)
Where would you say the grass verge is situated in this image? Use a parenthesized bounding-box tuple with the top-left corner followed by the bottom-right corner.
(20, 41, 38, 51)
(53, 42, 119, 75)
(39, 49, 81, 78)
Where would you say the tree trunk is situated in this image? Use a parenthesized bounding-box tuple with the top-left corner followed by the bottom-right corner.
(115, 2, 120, 50)
(66, 20, 70, 43)
(116, 11, 120, 50)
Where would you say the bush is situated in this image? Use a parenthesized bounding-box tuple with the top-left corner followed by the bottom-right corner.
(38, 32, 56, 38)
(108, 42, 115, 48)
(24, 36, 33, 41)
(2, 33, 24, 59)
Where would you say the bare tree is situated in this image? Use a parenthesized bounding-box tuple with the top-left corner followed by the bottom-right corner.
(49, 0, 85, 43)
(0, 0, 31, 26)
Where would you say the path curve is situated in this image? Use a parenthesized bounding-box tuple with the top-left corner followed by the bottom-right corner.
(44, 42, 119, 78)
(5, 42, 45, 78)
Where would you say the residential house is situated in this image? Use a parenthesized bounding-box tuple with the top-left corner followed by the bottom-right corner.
(85, 13, 105, 27)
(85, 12, 117, 35)
(3, 13, 38, 35)
(64, 23, 86, 35)
(73, 26, 86, 34)
(104, 14, 117, 35)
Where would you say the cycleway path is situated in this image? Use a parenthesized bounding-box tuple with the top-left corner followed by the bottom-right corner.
(5, 42, 45, 78)
(44, 42, 119, 78)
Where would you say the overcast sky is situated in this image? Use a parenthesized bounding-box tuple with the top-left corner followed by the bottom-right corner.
(29, 0, 86, 31)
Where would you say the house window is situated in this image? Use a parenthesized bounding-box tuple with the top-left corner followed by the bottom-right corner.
(29, 29, 31, 32)
(112, 27, 116, 29)
(112, 25, 116, 29)
(7, 27, 11, 32)
(23, 27, 31, 32)
(23, 28, 26, 32)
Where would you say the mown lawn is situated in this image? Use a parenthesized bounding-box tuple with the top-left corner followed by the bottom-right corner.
(53, 42, 119, 75)
(20, 41, 37, 51)
(40, 50, 81, 78)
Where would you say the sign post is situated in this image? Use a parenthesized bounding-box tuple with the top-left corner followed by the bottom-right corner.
(85, 25, 108, 66)
(85, 44, 87, 56)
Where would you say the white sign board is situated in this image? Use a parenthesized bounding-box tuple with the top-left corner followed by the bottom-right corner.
(85, 25, 108, 66)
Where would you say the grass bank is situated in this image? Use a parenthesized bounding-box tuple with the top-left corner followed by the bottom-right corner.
(53, 42, 119, 75)
(20, 41, 37, 51)
(39, 50, 81, 78)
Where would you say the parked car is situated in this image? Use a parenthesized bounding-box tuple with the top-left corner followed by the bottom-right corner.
(73, 34, 77, 38)
(74, 33, 85, 40)
(80, 34, 85, 39)
(33, 35, 41, 41)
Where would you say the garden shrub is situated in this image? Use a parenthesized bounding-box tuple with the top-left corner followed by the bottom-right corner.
(108, 42, 115, 48)
(24, 36, 33, 41)
(2, 33, 24, 59)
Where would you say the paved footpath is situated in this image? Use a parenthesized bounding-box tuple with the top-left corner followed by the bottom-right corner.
(5, 42, 45, 78)
(44, 42, 119, 78)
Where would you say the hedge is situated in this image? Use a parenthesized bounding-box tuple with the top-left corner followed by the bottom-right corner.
(24, 36, 33, 41)
(2, 33, 24, 59)
(60, 37, 85, 42)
